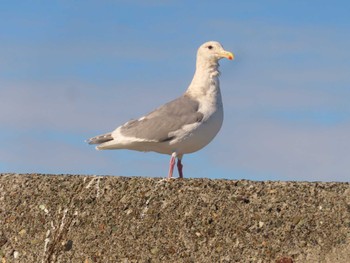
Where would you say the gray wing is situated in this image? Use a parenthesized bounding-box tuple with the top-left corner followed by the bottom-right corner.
(120, 94, 203, 142)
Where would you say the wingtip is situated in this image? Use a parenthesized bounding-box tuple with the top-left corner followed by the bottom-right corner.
(86, 139, 95, 145)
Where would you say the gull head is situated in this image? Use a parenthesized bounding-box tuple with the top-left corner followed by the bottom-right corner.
(197, 41, 234, 63)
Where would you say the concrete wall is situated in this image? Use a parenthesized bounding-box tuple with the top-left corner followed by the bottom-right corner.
(0, 173, 349, 262)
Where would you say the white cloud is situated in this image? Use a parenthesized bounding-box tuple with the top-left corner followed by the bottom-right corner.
(213, 118, 350, 182)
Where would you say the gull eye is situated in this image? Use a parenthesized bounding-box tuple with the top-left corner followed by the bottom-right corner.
(207, 45, 213, 50)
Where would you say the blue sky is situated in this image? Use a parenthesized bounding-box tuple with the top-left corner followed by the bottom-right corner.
(1, 1, 349, 181)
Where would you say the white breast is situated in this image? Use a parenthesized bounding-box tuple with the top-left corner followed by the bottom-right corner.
(169, 78, 224, 154)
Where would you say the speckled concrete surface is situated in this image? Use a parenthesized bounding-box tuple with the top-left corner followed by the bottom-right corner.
(0, 173, 349, 262)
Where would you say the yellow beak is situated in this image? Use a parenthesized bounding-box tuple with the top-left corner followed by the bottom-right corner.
(220, 51, 234, 60)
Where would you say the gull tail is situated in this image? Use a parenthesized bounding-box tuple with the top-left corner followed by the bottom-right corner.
(87, 132, 113, 145)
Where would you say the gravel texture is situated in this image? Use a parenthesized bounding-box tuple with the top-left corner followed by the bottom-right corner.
(0, 173, 349, 262)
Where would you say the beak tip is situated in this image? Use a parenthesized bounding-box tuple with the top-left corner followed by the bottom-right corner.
(226, 51, 234, 60)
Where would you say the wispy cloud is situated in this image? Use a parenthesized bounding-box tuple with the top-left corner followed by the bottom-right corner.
(214, 120, 350, 182)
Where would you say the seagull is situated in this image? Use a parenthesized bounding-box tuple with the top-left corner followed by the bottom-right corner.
(87, 41, 234, 178)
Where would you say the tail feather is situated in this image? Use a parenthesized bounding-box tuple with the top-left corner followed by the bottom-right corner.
(87, 132, 113, 145)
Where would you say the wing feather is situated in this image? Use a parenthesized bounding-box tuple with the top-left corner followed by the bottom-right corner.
(119, 95, 203, 142)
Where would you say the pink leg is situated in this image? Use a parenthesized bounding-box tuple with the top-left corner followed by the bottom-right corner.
(177, 158, 183, 178)
(167, 153, 176, 178)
